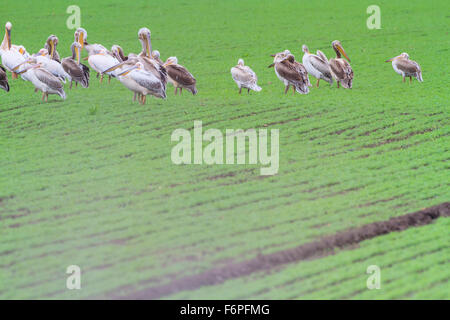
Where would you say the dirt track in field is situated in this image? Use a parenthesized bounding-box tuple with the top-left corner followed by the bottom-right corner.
(111, 202, 450, 299)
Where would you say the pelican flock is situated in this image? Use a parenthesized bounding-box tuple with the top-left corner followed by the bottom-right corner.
(0, 20, 423, 102)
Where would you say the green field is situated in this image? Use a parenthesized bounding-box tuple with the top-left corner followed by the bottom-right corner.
(1, 0, 449, 299)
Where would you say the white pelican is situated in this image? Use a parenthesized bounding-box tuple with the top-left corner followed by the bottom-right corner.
(385, 52, 423, 83)
(75, 28, 117, 82)
(230, 58, 261, 94)
(268, 50, 310, 94)
(0, 22, 26, 78)
(61, 42, 90, 88)
(117, 61, 166, 104)
(44, 35, 60, 63)
(33, 49, 70, 83)
(302, 45, 333, 87)
(151, 50, 164, 65)
(0, 64, 9, 92)
(329, 40, 353, 89)
(17, 62, 66, 101)
(164, 57, 197, 95)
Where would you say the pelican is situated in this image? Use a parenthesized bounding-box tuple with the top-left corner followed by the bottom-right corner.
(103, 56, 143, 102)
(44, 35, 60, 63)
(151, 50, 164, 65)
(302, 45, 333, 87)
(117, 61, 166, 104)
(76, 28, 117, 82)
(230, 58, 262, 94)
(385, 52, 423, 83)
(268, 50, 310, 94)
(137, 27, 167, 88)
(0, 64, 9, 92)
(111, 45, 137, 62)
(164, 57, 197, 95)
(61, 42, 90, 88)
(17, 61, 66, 101)
(329, 40, 353, 89)
(0, 22, 26, 78)
(33, 48, 70, 83)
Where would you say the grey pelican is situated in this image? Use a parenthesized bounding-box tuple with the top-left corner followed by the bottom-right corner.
(61, 42, 90, 88)
(268, 50, 310, 94)
(117, 61, 166, 104)
(385, 52, 423, 83)
(164, 57, 197, 95)
(17, 61, 66, 101)
(302, 45, 333, 87)
(0, 22, 27, 78)
(329, 40, 353, 88)
(44, 35, 60, 63)
(0, 64, 9, 92)
(230, 58, 261, 94)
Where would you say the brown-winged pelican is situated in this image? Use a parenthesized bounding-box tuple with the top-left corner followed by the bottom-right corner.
(164, 57, 197, 95)
(61, 42, 90, 88)
(0, 64, 9, 92)
(268, 50, 310, 94)
(329, 40, 353, 89)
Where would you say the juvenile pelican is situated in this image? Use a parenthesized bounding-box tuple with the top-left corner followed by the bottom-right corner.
(164, 57, 197, 95)
(0, 64, 9, 92)
(0, 22, 26, 78)
(17, 62, 66, 101)
(231, 58, 262, 94)
(329, 40, 353, 89)
(137, 28, 167, 87)
(117, 61, 166, 104)
(44, 35, 60, 63)
(385, 52, 423, 83)
(302, 45, 333, 87)
(268, 50, 310, 94)
(62, 42, 90, 88)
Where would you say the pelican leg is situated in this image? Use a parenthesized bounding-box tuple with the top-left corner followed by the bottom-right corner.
(41, 92, 45, 101)
(96, 73, 99, 79)
(248, 88, 250, 94)
(292, 86, 295, 94)
(34, 88, 38, 93)
(133, 92, 137, 102)
(12, 72, 18, 80)
(337, 81, 340, 89)
(100, 74, 104, 83)
(316, 79, 320, 88)
(180, 88, 183, 95)
(143, 95, 147, 105)
(409, 76, 412, 83)
(284, 85, 289, 94)
(175, 87, 178, 95)
(108, 75, 111, 84)
(70, 81, 73, 89)
(76, 81, 78, 87)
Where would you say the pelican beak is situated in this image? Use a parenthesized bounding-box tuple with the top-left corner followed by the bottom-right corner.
(102, 61, 126, 74)
(19, 47, 25, 55)
(78, 32, 84, 49)
(118, 65, 138, 76)
(75, 45, 80, 64)
(6, 28, 11, 49)
(385, 55, 400, 62)
(12, 58, 32, 71)
(337, 44, 350, 62)
(270, 54, 276, 57)
(145, 34, 152, 58)
(49, 39, 55, 57)
(268, 63, 275, 68)
(163, 61, 172, 67)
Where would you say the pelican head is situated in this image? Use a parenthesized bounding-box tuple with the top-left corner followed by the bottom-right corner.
(111, 45, 124, 61)
(138, 27, 152, 57)
(332, 40, 350, 62)
(152, 50, 160, 59)
(37, 48, 49, 57)
(163, 56, 178, 67)
(385, 52, 409, 63)
(268, 52, 286, 68)
(237, 58, 244, 66)
(5, 22, 12, 49)
(76, 28, 87, 48)
(302, 45, 309, 53)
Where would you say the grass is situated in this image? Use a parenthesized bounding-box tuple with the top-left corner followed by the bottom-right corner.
(0, 0, 449, 299)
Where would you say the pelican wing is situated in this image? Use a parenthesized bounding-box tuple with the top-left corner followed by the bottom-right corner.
(276, 61, 303, 82)
(34, 68, 64, 89)
(62, 58, 88, 86)
(131, 70, 163, 91)
(330, 59, 353, 79)
(316, 50, 329, 62)
(140, 56, 168, 85)
(167, 64, 196, 86)
(396, 59, 421, 74)
(309, 54, 331, 77)
(231, 66, 256, 85)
